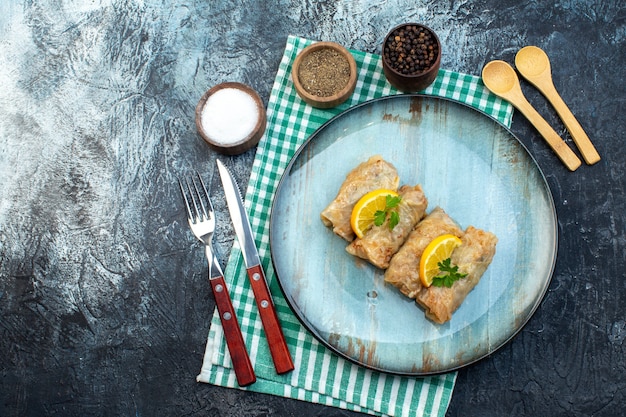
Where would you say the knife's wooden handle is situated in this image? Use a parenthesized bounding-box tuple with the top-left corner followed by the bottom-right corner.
(209, 275, 256, 386)
(246, 264, 295, 374)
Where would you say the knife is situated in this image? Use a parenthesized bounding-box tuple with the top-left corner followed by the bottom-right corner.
(216, 159, 294, 374)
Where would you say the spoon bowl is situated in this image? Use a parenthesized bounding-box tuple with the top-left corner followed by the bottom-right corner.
(482, 60, 581, 171)
(515, 46, 600, 165)
(515, 46, 549, 78)
(481, 60, 519, 97)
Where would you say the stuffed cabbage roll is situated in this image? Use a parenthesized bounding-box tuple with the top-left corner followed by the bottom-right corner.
(416, 226, 498, 324)
(384, 207, 463, 298)
(346, 184, 428, 269)
(321, 155, 399, 241)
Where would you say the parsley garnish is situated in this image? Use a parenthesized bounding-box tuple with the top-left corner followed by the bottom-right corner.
(431, 258, 468, 288)
(374, 195, 402, 230)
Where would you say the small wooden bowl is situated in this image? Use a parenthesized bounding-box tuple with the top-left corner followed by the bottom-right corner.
(291, 42, 357, 109)
(195, 82, 266, 155)
(382, 23, 441, 92)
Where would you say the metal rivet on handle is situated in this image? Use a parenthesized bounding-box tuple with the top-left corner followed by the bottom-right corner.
(260, 300, 269, 308)
(253, 273, 261, 281)
(215, 284, 224, 292)
(223, 312, 232, 320)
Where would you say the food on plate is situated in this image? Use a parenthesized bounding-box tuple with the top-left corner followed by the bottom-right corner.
(384, 207, 463, 298)
(419, 234, 464, 287)
(346, 185, 428, 269)
(350, 188, 400, 239)
(416, 226, 498, 324)
(321, 155, 399, 241)
(321, 156, 498, 324)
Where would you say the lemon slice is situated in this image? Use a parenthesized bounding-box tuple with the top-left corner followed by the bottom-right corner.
(419, 234, 463, 287)
(350, 189, 399, 238)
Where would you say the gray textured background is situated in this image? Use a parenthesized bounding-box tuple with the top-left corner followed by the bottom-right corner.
(1, 0, 624, 416)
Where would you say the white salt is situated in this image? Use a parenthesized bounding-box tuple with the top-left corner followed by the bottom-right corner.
(200, 88, 259, 145)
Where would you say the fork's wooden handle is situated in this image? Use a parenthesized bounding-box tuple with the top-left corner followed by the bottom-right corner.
(209, 275, 256, 386)
(246, 264, 295, 374)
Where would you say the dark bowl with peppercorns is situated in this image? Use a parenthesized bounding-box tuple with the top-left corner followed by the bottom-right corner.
(382, 23, 441, 92)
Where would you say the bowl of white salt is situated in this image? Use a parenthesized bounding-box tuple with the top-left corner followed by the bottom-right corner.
(195, 82, 266, 155)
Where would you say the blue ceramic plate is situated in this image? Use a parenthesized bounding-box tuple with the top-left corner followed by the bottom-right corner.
(270, 95, 557, 375)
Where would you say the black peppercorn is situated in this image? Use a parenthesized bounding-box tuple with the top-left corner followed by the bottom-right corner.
(383, 25, 439, 75)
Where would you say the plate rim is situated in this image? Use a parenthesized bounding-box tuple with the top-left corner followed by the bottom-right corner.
(269, 93, 558, 376)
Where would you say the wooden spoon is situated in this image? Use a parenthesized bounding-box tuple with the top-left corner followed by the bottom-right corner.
(482, 60, 581, 171)
(515, 46, 600, 165)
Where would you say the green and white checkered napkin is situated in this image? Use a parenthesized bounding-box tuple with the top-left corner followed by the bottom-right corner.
(197, 35, 513, 416)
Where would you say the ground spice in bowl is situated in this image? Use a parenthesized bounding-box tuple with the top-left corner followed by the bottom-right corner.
(298, 48, 351, 97)
(292, 41, 357, 108)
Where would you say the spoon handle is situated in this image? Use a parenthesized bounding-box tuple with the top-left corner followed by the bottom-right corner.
(513, 95, 582, 171)
(531, 79, 601, 165)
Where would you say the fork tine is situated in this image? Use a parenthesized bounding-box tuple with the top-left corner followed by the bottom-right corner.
(185, 177, 203, 223)
(195, 171, 214, 217)
(190, 175, 208, 222)
(178, 178, 194, 220)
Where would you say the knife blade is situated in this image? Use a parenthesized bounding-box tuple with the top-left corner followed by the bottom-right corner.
(216, 159, 294, 374)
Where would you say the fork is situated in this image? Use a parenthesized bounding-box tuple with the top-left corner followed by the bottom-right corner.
(179, 173, 256, 387)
